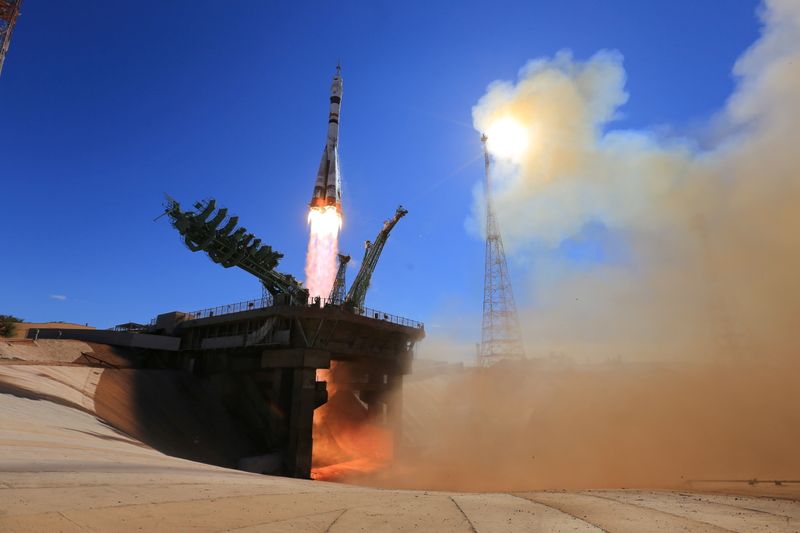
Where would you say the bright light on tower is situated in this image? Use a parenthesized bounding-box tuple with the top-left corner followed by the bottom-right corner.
(486, 117, 529, 161)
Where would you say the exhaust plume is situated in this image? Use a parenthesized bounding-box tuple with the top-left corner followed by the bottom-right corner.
(312, 362, 394, 481)
(305, 206, 342, 299)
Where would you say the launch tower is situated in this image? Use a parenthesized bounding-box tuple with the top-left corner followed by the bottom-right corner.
(478, 134, 525, 366)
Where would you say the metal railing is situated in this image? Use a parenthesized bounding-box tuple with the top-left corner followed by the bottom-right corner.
(360, 307, 424, 328)
(310, 297, 424, 329)
(187, 296, 274, 320)
(182, 295, 424, 329)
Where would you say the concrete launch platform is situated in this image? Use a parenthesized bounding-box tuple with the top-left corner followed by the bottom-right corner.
(23, 299, 425, 480)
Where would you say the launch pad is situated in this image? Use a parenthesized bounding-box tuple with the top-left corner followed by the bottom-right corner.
(31, 297, 424, 479)
(161, 296, 424, 478)
(25, 66, 424, 480)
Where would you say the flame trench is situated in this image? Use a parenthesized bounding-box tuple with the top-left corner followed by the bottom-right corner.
(305, 206, 342, 300)
(312, 362, 394, 482)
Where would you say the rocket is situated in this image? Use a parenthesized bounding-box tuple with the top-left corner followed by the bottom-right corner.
(310, 65, 343, 211)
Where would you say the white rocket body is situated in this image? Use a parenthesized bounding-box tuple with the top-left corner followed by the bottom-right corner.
(310, 66, 343, 211)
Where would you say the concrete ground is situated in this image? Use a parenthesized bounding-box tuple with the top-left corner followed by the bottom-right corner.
(2, 389, 799, 532)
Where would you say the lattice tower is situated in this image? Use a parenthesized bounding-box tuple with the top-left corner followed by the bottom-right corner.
(478, 134, 525, 367)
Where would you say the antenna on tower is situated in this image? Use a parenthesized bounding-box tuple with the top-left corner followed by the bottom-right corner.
(478, 133, 525, 367)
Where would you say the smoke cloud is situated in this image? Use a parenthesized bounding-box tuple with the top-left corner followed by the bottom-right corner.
(467, 0, 800, 363)
(359, 0, 800, 491)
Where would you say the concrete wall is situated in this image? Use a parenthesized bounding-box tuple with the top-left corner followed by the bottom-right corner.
(28, 328, 181, 352)
(200, 335, 244, 350)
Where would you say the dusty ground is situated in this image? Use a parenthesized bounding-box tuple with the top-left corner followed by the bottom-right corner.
(0, 358, 798, 532)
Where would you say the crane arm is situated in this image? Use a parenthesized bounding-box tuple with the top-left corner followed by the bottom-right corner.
(345, 206, 407, 309)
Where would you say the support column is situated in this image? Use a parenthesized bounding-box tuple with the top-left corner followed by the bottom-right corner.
(286, 366, 318, 478)
(271, 348, 330, 479)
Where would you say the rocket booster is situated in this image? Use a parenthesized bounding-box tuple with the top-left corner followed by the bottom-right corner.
(310, 65, 343, 211)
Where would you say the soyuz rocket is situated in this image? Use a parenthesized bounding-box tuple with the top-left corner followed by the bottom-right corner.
(310, 65, 343, 211)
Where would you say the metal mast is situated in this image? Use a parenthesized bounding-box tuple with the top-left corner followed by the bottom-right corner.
(328, 253, 350, 303)
(478, 134, 524, 367)
(0, 0, 22, 79)
(345, 206, 408, 309)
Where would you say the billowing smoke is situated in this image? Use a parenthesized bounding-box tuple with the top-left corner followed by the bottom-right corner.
(359, 0, 800, 491)
(305, 206, 342, 299)
(312, 362, 394, 481)
(468, 0, 800, 362)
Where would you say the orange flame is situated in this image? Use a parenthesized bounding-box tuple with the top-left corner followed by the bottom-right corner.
(312, 362, 394, 482)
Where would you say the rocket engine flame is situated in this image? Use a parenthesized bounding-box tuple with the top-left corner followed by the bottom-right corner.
(311, 362, 394, 482)
(305, 206, 342, 300)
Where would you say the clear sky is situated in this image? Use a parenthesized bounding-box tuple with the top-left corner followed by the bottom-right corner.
(1, 1, 760, 334)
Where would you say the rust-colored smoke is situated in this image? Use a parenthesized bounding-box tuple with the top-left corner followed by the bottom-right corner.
(360, 0, 800, 491)
(312, 362, 394, 481)
(365, 357, 800, 491)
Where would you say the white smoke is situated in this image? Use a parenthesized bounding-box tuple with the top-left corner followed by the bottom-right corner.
(468, 0, 800, 362)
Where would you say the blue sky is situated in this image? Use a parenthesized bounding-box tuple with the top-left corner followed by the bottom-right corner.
(1, 1, 760, 329)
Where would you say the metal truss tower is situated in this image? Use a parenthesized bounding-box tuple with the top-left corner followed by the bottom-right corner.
(478, 134, 525, 367)
(0, 0, 22, 79)
(329, 253, 350, 303)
